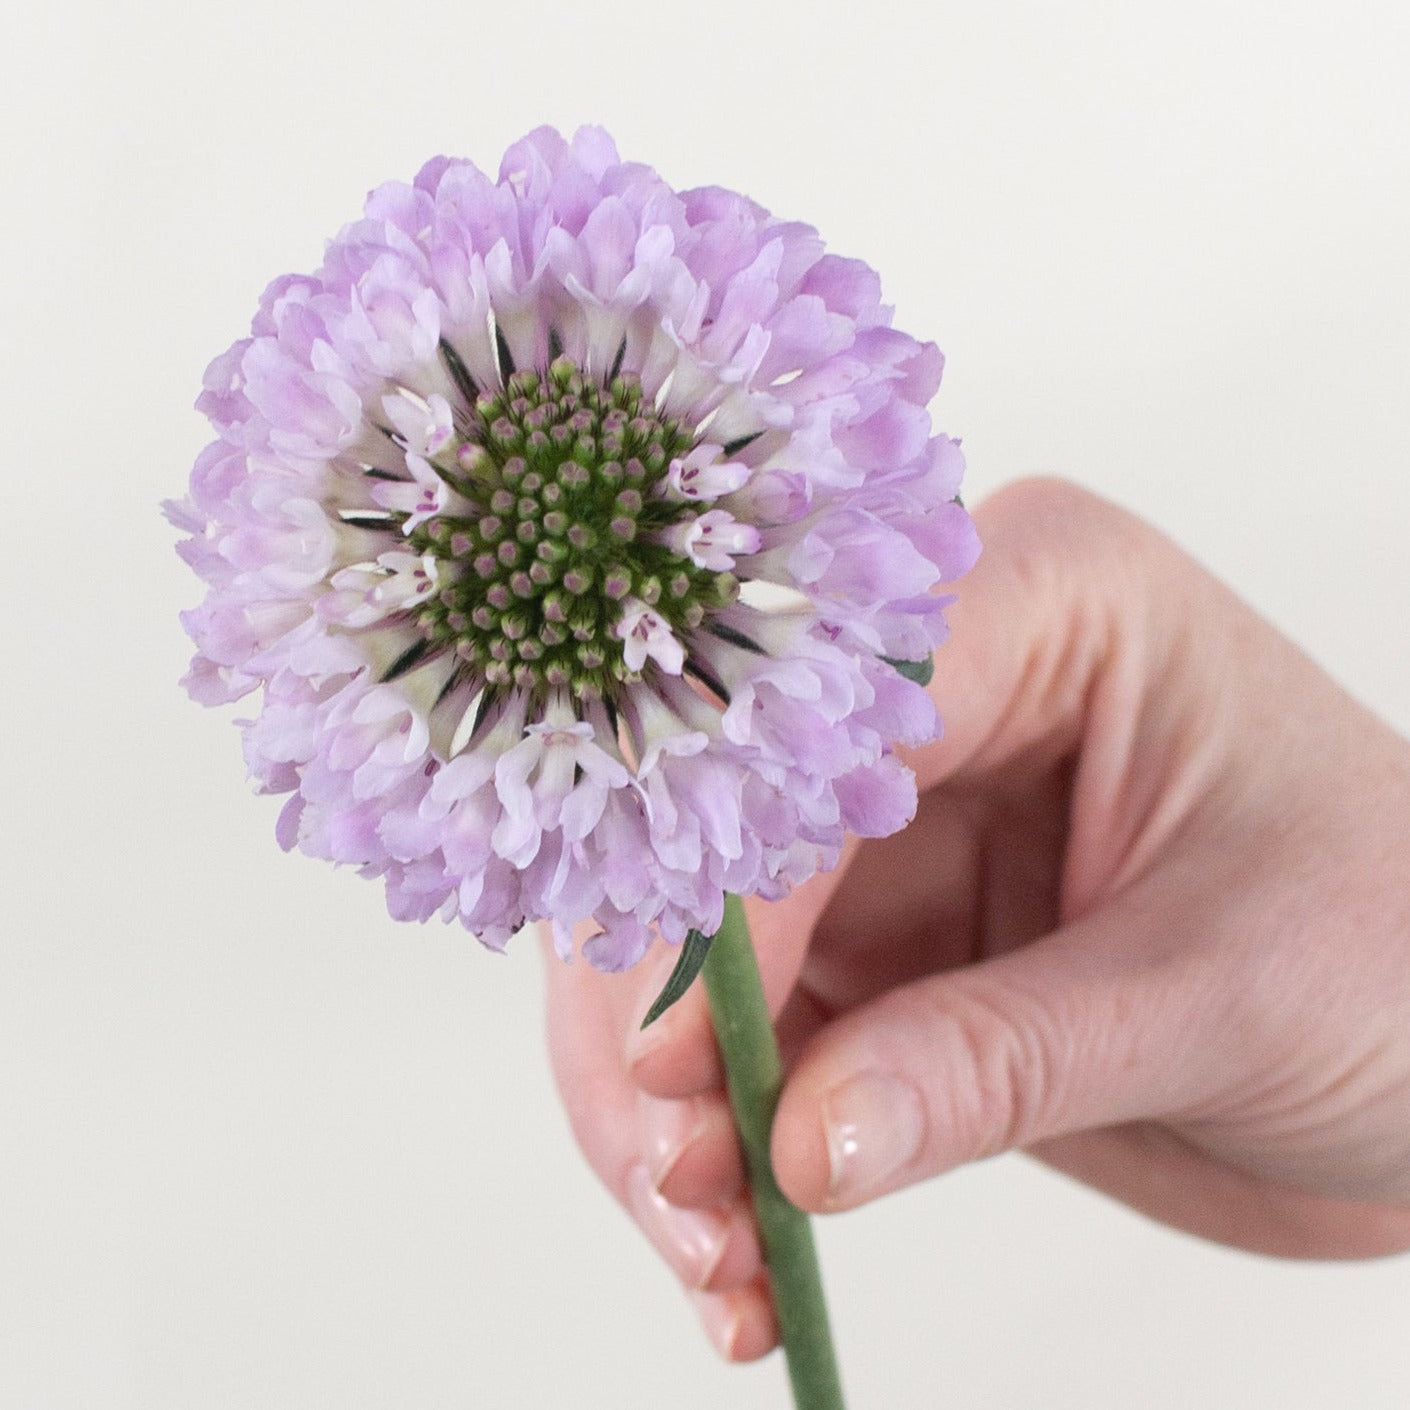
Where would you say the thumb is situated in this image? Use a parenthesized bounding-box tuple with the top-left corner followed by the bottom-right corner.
(771, 900, 1211, 1212)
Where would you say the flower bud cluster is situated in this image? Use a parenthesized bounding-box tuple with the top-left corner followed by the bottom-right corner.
(401, 358, 737, 697)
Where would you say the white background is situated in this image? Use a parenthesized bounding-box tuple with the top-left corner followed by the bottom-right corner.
(2, 1, 1408, 1405)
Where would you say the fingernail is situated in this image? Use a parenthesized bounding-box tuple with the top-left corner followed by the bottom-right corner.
(626, 952, 686, 1066)
(823, 1071, 926, 1206)
(627, 1018, 668, 1072)
(692, 1292, 741, 1360)
(625, 1163, 728, 1288)
(641, 1097, 704, 1191)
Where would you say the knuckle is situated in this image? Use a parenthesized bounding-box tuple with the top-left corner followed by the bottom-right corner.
(979, 476, 1163, 597)
(933, 980, 1061, 1161)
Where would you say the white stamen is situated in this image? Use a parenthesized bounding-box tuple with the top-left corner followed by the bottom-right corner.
(615, 598, 684, 675)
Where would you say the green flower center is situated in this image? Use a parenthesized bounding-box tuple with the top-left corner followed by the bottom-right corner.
(406, 356, 737, 698)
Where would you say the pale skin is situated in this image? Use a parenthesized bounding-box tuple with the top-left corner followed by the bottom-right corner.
(543, 478, 1410, 1361)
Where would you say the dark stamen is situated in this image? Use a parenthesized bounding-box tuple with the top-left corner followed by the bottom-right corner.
(684, 657, 731, 706)
(433, 665, 468, 707)
(468, 685, 502, 739)
(381, 638, 436, 683)
(706, 621, 765, 654)
(494, 324, 516, 381)
(440, 338, 480, 403)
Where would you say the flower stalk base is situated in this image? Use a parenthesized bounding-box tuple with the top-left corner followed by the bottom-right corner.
(702, 895, 846, 1410)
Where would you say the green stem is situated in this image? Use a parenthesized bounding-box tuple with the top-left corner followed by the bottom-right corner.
(702, 894, 847, 1410)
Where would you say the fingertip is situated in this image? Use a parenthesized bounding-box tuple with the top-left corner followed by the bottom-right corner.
(625, 1165, 762, 1294)
(627, 1004, 723, 1099)
(773, 1057, 930, 1212)
(770, 1070, 834, 1212)
(691, 1277, 779, 1362)
(611, 940, 719, 1093)
(706, 1200, 764, 1293)
(640, 1093, 745, 1208)
(629, 1038, 724, 1098)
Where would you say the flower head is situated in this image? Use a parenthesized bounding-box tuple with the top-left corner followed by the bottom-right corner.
(168, 126, 979, 969)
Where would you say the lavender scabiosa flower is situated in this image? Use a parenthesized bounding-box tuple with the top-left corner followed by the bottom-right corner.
(168, 126, 979, 971)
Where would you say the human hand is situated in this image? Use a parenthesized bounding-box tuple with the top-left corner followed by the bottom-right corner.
(544, 478, 1410, 1360)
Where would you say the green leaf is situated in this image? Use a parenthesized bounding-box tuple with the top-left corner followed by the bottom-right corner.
(882, 653, 934, 687)
(640, 928, 715, 1029)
